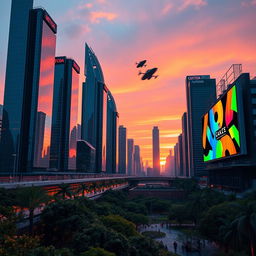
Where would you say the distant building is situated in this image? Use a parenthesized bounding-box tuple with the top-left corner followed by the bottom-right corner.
(181, 113, 189, 177)
(118, 125, 127, 174)
(186, 75, 216, 177)
(178, 134, 183, 176)
(0, 5, 57, 173)
(174, 143, 179, 177)
(127, 139, 134, 175)
(0, 104, 3, 140)
(49, 57, 80, 171)
(134, 145, 141, 176)
(152, 126, 160, 176)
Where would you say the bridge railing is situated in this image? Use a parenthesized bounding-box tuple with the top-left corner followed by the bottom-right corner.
(0, 173, 128, 184)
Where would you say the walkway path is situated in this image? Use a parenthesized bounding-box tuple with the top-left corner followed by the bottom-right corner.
(140, 224, 220, 256)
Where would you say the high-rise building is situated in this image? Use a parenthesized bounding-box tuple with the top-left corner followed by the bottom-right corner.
(134, 145, 141, 176)
(49, 57, 80, 171)
(174, 142, 179, 177)
(0, 4, 57, 173)
(186, 75, 216, 177)
(204, 73, 256, 191)
(152, 126, 160, 176)
(118, 125, 126, 174)
(127, 139, 134, 175)
(181, 113, 189, 177)
(0, 104, 3, 141)
(106, 92, 119, 173)
(178, 134, 183, 176)
(82, 44, 107, 172)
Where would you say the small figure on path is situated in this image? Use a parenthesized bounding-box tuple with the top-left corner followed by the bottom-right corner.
(173, 241, 178, 253)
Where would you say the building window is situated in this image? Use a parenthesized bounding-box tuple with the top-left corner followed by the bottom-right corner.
(251, 88, 256, 94)
(252, 98, 256, 105)
(254, 120, 256, 126)
(253, 109, 256, 115)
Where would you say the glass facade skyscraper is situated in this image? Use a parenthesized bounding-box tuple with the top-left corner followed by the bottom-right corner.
(127, 139, 134, 175)
(0, 4, 57, 173)
(82, 43, 108, 172)
(118, 125, 127, 174)
(50, 57, 80, 171)
(186, 75, 216, 177)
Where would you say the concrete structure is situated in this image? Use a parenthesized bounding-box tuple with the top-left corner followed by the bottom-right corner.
(152, 126, 160, 176)
(186, 75, 216, 177)
(178, 134, 183, 176)
(118, 125, 126, 174)
(127, 139, 134, 175)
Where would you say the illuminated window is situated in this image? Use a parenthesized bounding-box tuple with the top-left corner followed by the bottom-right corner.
(251, 88, 256, 94)
(252, 98, 256, 104)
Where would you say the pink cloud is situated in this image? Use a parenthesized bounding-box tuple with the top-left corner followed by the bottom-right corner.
(89, 11, 118, 23)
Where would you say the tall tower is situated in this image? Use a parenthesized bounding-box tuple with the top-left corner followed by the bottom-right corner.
(181, 112, 189, 177)
(0, 5, 57, 173)
(118, 125, 126, 174)
(134, 145, 141, 176)
(186, 75, 216, 177)
(81, 43, 107, 172)
(0, 0, 33, 172)
(152, 126, 160, 176)
(127, 139, 134, 175)
(50, 57, 80, 171)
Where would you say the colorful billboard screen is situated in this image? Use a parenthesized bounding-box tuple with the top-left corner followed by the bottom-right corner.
(202, 85, 240, 162)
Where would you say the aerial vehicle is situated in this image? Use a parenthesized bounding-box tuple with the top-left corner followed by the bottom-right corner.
(136, 60, 147, 68)
(138, 68, 158, 80)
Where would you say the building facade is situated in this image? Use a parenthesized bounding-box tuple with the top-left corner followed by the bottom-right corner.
(134, 145, 141, 176)
(0, 5, 57, 173)
(49, 57, 80, 171)
(152, 126, 160, 176)
(186, 75, 216, 177)
(118, 125, 126, 174)
(127, 139, 134, 175)
(181, 112, 189, 177)
(81, 44, 107, 172)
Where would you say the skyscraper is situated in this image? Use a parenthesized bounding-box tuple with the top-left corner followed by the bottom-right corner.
(0, 5, 57, 173)
(181, 112, 189, 177)
(152, 126, 160, 176)
(106, 92, 119, 173)
(82, 44, 107, 172)
(186, 75, 216, 177)
(49, 57, 80, 171)
(118, 125, 126, 174)
(127, 139, 134, 175)
(178, 134, 183, 176)
(134, 145, 141, 176)
(0, 0, 33, 173)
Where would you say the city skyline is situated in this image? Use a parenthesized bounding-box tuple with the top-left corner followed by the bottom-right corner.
(0, 0, 256, 167)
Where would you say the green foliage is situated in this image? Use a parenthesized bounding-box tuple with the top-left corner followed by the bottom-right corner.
(81, 247, 116, 256)
(55, 183, 73, 199)
(142, 231, 166, 239)
(168, 204, 188, 224)
(124, 212, 149, 227)
(29, 246, 74, 256)
(41, 199, 94, 247)
(101, 215, 139, 237)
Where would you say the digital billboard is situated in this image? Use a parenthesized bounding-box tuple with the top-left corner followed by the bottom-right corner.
(202, 85, 241, 162)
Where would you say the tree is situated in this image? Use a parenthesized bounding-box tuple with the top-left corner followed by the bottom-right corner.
(77, 183, 89, 197)
(101, 215, 138, 238)
(81, 247, 116, 256)
(16, 186, 49, 234)
(56, 183, 73, 200)
(235, 202, 256, 256)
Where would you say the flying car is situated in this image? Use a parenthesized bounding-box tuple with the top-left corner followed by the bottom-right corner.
(136, 60, 147, 68)
(138, 68, 158, 80)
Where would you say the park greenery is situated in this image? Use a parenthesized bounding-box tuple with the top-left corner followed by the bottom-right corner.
(0, 178, 256, 256)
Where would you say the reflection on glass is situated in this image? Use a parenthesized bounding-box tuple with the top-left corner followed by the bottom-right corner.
(33, 20, 56, 168)
(102, 89, 107, 172)
(68, 66, 79, 169)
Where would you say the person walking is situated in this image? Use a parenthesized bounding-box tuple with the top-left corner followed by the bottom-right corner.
(173, 241, 178, 254)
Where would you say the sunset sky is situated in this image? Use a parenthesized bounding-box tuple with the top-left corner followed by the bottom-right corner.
(0, 0, 256, 168)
